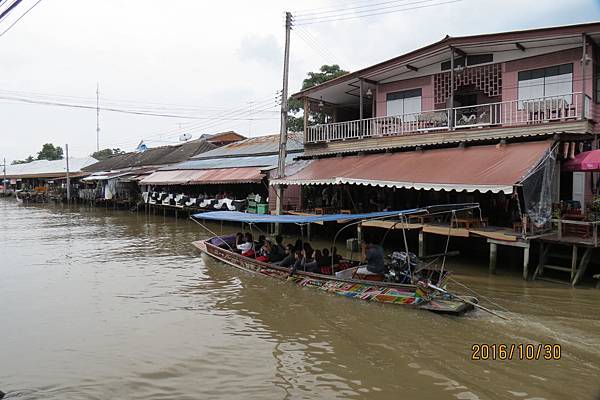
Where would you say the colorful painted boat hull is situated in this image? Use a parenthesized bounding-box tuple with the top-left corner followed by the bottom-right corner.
(193, 239, 474, 316)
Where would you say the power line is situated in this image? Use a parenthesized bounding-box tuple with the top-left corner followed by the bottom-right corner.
(0, 88, 277, 115)
(293, 0, 462, 25)
(294, 25, 346, 66)
(0, 94, 280, 120)
(96, 96, 282, 149)
(136, 100, 280, 144)
(0, 0, 22, 22)
(294, 0, 423, 17)
(293, 0, 441, 21)
(294, 27, 337, 66)
(292, 0, 384, 15)
(0, 0, 43, 38)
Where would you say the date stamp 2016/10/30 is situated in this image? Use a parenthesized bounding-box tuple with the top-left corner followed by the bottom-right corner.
(471, 344, 561, 361)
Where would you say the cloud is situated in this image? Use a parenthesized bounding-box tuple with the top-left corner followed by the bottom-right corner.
(2, 0, 600, 161)
(237, 34, 281, 68)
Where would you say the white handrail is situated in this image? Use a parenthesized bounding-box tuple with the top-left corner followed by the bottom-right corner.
(306, 92, 587, 144)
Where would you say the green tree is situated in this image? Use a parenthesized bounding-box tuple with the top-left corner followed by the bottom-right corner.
(91, 148, 125, 161)
(37, 143, 64, 160)
(11, 155, 35, 165)
(288, 64, 348, 132)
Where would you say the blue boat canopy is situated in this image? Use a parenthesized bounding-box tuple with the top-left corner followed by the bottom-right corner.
(192, 209, 420, 224)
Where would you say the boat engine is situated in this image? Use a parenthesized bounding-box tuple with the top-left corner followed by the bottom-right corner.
(386, 251, 418, 284)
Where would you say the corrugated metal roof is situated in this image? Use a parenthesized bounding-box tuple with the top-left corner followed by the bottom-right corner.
(272, 141, 553, 194)
(5, 157, 97, 178)
(162, 154, 299, 171)
(82, 139, 217, 172)
(190, 133, 303, 160)
(141, 167, 264, 185)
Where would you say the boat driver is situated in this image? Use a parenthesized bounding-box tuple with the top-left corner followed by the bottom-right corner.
(357, 234, 386, 276)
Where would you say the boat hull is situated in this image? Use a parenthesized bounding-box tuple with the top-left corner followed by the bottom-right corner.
(192, 239, 473, 316)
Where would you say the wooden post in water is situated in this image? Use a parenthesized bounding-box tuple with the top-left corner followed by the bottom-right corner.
(65, 144, 71, 203)
(489, 242, 497, 274)
(418, 230, 425, 258)
(523, 244, 530, 280)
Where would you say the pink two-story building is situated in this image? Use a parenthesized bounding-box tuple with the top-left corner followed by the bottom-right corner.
(277, 22, 600, 217)
(273, 22, 600, 281)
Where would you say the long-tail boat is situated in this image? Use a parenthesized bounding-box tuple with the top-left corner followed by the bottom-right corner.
(191, 205, 480, 316)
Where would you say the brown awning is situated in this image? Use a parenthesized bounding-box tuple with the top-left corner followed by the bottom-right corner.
(271, 141, 553, 194)
(139, 167, 264, 186)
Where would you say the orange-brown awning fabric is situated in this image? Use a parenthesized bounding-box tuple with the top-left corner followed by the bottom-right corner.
(272, 141, 553, 194)
(140, 167, 264, 185)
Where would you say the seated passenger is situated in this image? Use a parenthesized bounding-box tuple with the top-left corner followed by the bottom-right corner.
(293, 239, 303, 252)
(275, 244, 295, 267)
(270, 235, 286, 263)
(234, 232, 244, 254)
(319, 248, 331, 267)
(357, 236, 386, 275)
(313, 249, 323, 265)
(301, 243, 319, 273)
(256, 238, 272, 262)
(331, 246, 342, 264)
(255, 234, 266, 250)
(238, 232, 255, 258)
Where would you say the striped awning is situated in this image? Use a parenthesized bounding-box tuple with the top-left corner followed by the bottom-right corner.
(139, 167, 264, 185)
(271, 141, 553, 194)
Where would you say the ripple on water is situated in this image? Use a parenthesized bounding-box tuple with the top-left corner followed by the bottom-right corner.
(1, 202, 600, 400)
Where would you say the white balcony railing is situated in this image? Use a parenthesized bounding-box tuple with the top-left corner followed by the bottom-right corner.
(306, 92, 592, 144)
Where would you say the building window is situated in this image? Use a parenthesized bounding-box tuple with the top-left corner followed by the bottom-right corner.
(518, 63, 573, 106)
(386, 88, 422, 119)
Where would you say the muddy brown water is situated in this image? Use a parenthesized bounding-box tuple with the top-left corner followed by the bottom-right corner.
(1, 200, 599, 400)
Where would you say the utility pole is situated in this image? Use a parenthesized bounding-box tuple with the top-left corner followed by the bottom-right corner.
(96, 83, 100, 152)
(65, 144, 71, 203)
(275, 11, 292, 225)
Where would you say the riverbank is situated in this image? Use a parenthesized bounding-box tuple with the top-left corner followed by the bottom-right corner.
(1, 200, 599, 399)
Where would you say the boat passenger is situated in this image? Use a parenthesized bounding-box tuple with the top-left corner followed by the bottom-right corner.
(357, 236, 386, 275)
(275, 244, 295, 267)
(256, 238, 272, 263)
(238, 232, 255, 258)
(234, 232, 244, 253)
(301, 243, 320, 273)
(331, 247, 342, 264)
(289, 250, 304, 275)
(293, 239, 303, 252)
(319, 248, 331, 267)
(270, 235, 286, 263)
(256, 234, 266, 248)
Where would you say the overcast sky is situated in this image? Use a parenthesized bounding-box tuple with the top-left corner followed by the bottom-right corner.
(1, 0, 599, 163)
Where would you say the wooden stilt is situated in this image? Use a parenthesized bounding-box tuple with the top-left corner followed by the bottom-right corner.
(418, 230, 425, 258)
(489, 242, 497, 274)
(533, 242, 550, 280)
(523, 244, 530, 280)
(572, 248, 592, 286)
(571, 245, 578, 282)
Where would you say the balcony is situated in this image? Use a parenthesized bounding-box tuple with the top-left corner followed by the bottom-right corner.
(305, 92, 592, 145)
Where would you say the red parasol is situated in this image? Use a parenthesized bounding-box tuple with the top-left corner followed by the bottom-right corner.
(562, 150, 600, 172)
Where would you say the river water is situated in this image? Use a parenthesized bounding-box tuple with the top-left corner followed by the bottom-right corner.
(0, 200, 599, 400)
